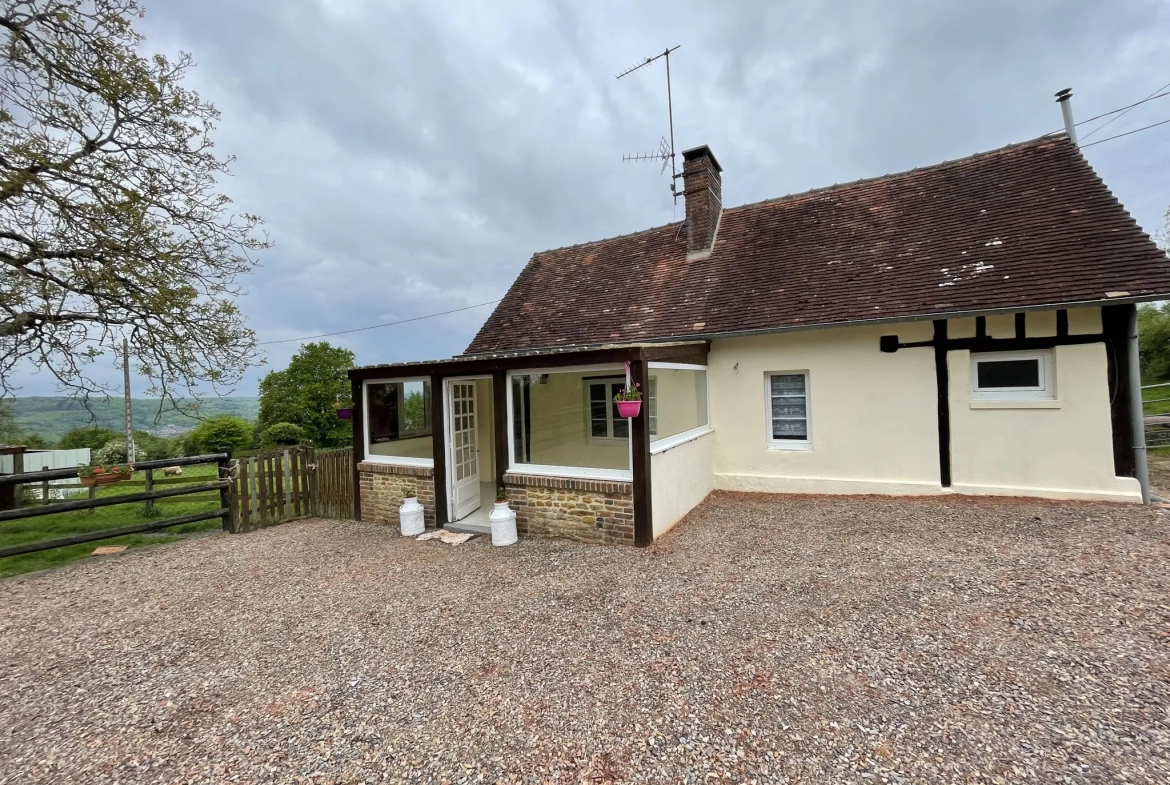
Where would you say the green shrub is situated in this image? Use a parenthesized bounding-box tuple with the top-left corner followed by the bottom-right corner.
(58, 426, 121, 451)
(182, 415, 254, 456)
(94, 439, 148, 465)
(260, 422, 306, 447)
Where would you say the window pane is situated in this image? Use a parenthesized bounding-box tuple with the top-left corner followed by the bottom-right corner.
(511, 370, 629, 471)
(977, 359, 1040, 389)
(773, 419, 808, 439)
(366, 381, 433, 461)
(648, 368, 709, 443)
(772, 400, 806, 418)
(771, 374, 805, 396)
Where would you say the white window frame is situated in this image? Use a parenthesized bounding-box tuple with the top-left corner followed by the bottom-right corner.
(585, 377, 630, 442)
(362, 377, 435, 468)
(765, 371, 812, 451)
(648, 362, 713, 455)
(970, 350, 1055, 400)
(506, 364, 633, 482)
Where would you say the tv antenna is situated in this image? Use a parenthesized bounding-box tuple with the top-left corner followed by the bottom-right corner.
(617, 45, 681, 202)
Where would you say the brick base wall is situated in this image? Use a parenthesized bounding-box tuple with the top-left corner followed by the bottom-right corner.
(503, 473, 633, 545)
(358, 462, 436, 528)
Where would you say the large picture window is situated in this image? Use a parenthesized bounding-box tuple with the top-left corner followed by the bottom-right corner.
(647, 365, 709, 452)
(509, 367, 630, 479)
(767, 372, 810, 450)
(364, 379, 433, 466)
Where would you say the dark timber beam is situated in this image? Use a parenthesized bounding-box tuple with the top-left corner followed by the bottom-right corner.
(430, 373, 448, 526)
(630, 355, 653, 547)
(932, 320, 952, 487)
(351, 377, 363, 521)
(492, 371, 508, 493)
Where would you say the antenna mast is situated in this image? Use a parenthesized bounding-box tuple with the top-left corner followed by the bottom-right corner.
(617, 45, 682, 202)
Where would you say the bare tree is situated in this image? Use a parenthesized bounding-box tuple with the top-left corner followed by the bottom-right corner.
(0, 0, 269, 413)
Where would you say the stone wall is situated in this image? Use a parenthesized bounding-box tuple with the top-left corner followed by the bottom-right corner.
(503, 473, 633, 545)
(358, 462, 436, 528)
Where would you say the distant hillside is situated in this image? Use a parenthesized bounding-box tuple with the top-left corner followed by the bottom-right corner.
(12, 396, 259, 442)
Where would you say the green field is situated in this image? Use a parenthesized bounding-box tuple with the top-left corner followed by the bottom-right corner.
(0, 463, 224, 578)
(11, 396, 258, 441)
(1143, 383, 1170, 417)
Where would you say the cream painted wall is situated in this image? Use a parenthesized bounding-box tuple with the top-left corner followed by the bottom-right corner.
(651, 431, 715, 538)
(519, 370, 630, 471)
(649, 367, 708, 442)
(475, 378, 494, 480)
(709, 321, 945, 495)
(949, 342, 1140, 501)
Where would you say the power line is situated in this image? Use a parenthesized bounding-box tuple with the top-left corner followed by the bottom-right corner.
(1081, 82, 1170, 141)
(257, 299, 502, 345)
(1081, 117, 1170, 148)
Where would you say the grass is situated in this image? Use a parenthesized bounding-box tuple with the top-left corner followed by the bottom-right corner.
(0, 463, 223, 578)
(1141, 383, 1170, 416)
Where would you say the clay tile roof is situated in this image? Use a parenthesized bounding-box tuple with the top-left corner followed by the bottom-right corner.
(466, 135, 1170, 355)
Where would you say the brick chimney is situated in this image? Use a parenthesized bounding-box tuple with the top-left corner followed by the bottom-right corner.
(681, 145, 722, 257)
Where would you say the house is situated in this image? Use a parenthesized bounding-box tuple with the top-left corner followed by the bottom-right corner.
(347, 133, 1170, 547)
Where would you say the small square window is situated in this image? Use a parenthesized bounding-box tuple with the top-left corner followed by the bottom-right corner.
(971, 350, 1054, 400)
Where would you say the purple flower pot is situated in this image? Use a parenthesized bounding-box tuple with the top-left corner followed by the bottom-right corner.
(615, 400, 641, 418)
(336, 407, 353, 420)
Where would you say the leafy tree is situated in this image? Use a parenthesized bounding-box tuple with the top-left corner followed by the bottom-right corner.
(259, 422, 305, 447)
(58, 425, 120, 450)
(1139, 302, 1170, 383)
(0, 0, 269, 407)
(182, 415, 252, 456)
(258, 342, 354, 448)
(19, 432, 50, 449)
(0, 398, 18, 443)
(132, 430, 175, 460)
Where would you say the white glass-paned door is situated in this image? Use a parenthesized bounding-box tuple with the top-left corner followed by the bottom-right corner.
(449, 381, 481, 520)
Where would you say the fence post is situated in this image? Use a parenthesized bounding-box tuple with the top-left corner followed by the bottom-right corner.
(307, 446, 319, 516)
(41, 465, 50, 505)
(144, 468, 155, 515)
(217, 454, 232, 532)
(88, 483, 96, 514)
(12, 451, 23, 509)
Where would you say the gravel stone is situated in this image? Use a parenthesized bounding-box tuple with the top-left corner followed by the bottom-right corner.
(1, 492, 1168, 783)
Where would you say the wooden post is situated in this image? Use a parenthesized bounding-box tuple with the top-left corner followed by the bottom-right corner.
(274, 451, 286, 522)
(217, 455, 232, 532)
(290, 449, 302, 518)
(351, 377, 363, 521)
(144, 468, 155, 515)
(630, 355, 654, 547)
(239, 458, 252, 532)
(257, 455, 269, 527)
(11, 450, 23, 510)
(40, 466, 50, 505)
(492, 371, 508, 493)
(307, 446, 319, 517)
(430, 373, 447, 526)
(88, 483, 96, 514)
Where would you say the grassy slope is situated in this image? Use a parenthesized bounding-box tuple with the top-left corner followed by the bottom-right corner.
(0, 463, 222, 578)
(12, 396, 259, 441)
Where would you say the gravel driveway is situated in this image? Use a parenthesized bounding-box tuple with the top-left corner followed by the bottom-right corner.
(1, 493, 1167, 783)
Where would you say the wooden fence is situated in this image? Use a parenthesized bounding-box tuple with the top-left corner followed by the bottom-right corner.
(0, 454, 231, 558)
(230, 446, 353, 532)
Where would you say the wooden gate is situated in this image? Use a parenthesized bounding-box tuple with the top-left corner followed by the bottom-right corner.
(314, 447, 354, 519)
(231, 447, 353, 532)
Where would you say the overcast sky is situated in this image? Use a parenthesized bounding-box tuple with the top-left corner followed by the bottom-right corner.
(14, 0, 1170, 397)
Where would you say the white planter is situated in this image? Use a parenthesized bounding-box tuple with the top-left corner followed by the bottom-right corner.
(399, 496, 425, 536)
(489, 501, 518, 546)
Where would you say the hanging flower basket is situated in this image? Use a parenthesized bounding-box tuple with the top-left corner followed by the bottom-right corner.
(335, 407, 353, 420)
(615, 400, 642, 418)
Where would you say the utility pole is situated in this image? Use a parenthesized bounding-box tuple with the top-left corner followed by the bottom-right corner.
(123, 337, 135, 463)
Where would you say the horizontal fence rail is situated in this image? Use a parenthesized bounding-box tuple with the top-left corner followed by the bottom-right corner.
(0, 454, 231, 559)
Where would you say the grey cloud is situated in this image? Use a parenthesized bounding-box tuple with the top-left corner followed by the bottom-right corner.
(12, 0, 1170, 398)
